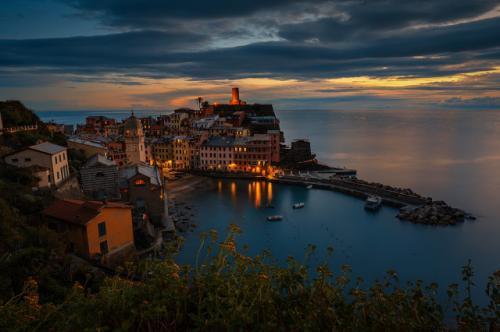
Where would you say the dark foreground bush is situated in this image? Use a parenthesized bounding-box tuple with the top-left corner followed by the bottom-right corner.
(0, 225, 498, 331)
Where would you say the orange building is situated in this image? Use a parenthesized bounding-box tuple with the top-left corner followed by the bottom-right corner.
(42, 199, 135, 262)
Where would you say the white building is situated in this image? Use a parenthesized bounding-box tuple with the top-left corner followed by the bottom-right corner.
(4, 142, 70, 187)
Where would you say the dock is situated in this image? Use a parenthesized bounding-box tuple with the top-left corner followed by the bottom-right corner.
(271, 173, 428, 208)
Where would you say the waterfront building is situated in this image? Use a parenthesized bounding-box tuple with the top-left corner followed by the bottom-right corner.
(80, 154, 120, 200)
(119, 164, 163, 224)
(67, 137, 108, 159)
(124, 113, 146, 164)
(4, 141, 70, 186)
(151, 137, 174, 169)
(200, 136, 235, 171)
(172, 136, 193, 170)
(42, 199, 134, 263)
(200, 134, 273, 174)
(233, 134, 273, 174)
(280, 139, 315, 164)
(267, 129, 282, 163)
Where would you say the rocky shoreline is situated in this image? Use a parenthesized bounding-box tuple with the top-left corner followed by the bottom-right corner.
(397, 200, 476, 225)
(169, 199, 197, 233)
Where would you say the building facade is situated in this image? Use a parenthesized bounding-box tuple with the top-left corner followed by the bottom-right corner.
(42, 199, 134, 262)
(80, 154, 120, 200)
(4, 142, 70, 186)
(124, 113, 146, 164)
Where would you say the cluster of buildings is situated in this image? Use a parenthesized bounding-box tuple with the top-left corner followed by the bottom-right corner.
(67, 88, 313, 176)
(1, 88, 315, 266)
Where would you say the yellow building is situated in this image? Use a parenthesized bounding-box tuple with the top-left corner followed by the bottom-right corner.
(4, 141, 70, 187)
(42, 199, 135, 262)
(151, 137, 174, 169)
(173, 136, 192, 170)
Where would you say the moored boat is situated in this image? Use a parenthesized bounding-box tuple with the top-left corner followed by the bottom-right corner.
(364, 195, 382, 211)
(267, 215, 283, 221)
(306, 185, 313, 189)
(293, 202, 305, 209)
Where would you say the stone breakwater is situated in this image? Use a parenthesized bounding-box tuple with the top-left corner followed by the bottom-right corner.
(274, 174, 474, 226)
(397, 201, 476, 226)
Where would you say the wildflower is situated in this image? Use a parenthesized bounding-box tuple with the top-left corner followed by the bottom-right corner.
(258, 273, 269, 280)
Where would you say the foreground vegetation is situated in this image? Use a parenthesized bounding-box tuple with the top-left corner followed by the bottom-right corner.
(0, 222, 498, 331)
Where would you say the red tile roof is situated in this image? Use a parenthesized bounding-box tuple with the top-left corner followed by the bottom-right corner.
(42, 199, 130, 225)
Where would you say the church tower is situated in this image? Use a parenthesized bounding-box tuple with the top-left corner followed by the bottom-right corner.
(124, 112, 146, 164)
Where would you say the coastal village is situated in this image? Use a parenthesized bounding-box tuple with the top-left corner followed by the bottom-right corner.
(0, 88, 473, 268)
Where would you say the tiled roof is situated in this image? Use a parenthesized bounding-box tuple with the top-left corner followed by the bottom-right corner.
(202, 136, 235, 147)
(119, 164, 162, 187)
(82, 153, 116, 168)
(29, 142, 66, 155)
(42, 199, 130, 225)
(68, 137, 107, 149)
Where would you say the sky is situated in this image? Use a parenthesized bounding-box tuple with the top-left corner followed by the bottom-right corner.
(0, 0, 499, 111)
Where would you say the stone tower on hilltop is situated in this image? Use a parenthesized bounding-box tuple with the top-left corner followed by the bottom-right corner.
(124, 112, 146, 164)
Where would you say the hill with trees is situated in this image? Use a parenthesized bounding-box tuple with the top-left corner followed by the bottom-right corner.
(0, 101, 41, 127)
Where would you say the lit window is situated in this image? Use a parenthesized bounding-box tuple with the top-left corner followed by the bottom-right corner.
(134, 179, 146, 186)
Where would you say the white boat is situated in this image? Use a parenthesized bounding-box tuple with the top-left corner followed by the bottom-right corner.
(306, 185, 313, 189)
(293, 202, 305, 209)
(267, 215, 283, 221)
(365, 196, 382, 211)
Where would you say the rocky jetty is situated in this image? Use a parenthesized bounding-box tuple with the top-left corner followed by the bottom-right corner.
(169, 200, 197, 232)
(397, 201, 475, 225)
(345, 177, 430, 201)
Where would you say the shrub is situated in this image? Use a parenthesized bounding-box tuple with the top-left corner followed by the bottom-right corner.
(0, 225, 498, 331)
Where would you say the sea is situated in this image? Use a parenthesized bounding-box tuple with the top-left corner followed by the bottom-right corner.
(37, 108, 500, 305)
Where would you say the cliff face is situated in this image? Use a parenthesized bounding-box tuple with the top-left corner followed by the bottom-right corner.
(0, 100, 41, 127)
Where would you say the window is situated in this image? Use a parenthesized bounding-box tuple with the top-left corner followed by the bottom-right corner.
(134, 179, 146, 186)
(63, 153, 66, 160)
(98, 222, 106, 237)
(54, 156, 58, 164)
(11, 158, 18, 163)
(56, 171, 60, 180)
(100, 241, 109, 254)
(95, 172, 105, 178)
(24, 158, 31, 162)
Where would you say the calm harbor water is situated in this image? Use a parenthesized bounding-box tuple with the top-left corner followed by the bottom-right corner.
(38, 108, 500, 304)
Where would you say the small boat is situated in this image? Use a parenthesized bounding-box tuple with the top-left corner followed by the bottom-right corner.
(365, 195, 382, 211)
(293, 202, 305, 209)
(306, 185, 313, 189)
(267, 215, 283, 221)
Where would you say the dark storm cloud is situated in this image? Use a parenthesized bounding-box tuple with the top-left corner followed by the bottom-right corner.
(441, 96, 500, 109)
(280, 0, 499, 42)
(1, 17, 499, 80)
(0, 30, 206, 68)
(64, 0, 329, 27)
